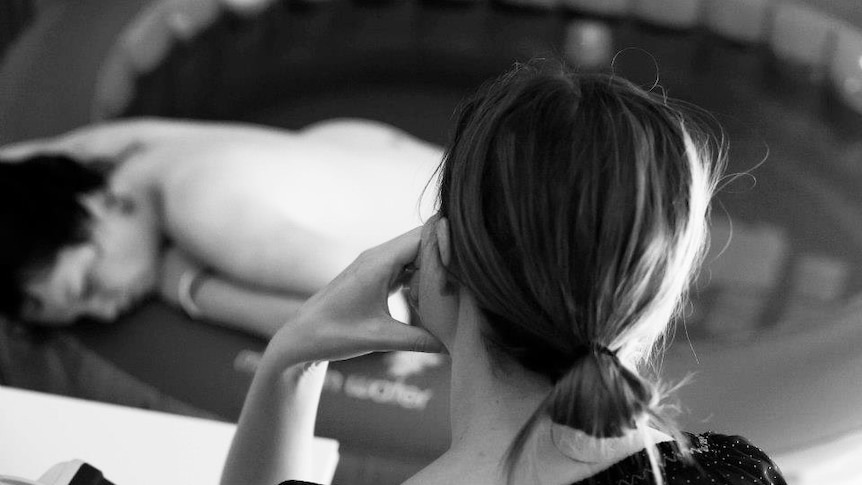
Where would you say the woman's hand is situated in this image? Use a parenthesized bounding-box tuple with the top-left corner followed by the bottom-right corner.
(223, 228, 443, 485)
(263, 227, 444, 369)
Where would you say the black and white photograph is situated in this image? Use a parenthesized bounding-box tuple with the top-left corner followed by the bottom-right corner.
(1, 0, 860, 484)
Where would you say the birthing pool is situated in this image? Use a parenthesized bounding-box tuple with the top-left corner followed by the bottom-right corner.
(2, 0, 862, 483)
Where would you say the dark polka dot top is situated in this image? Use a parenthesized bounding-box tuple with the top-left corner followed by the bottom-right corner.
(573, 432, 787, 485)
(279, 433, 787, 485)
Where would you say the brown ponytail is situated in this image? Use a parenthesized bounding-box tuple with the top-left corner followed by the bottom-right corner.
(548, 346, 653, 438)
(436, 59, 722, 483)
(503, 345, 659, 481)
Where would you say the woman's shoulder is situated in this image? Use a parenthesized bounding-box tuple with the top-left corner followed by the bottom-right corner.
(663, 432, 786, 484)
(578, 432, 787, 485)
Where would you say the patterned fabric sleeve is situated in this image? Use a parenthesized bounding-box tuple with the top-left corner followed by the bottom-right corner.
(662, 433, 788, 485)
(573, 432, 788, 484)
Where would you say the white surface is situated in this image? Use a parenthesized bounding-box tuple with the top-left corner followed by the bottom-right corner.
(0, 386, 339, 485)
(773, 429, 862, 485)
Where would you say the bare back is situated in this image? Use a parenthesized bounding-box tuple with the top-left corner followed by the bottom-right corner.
(111, 119, 442, 294)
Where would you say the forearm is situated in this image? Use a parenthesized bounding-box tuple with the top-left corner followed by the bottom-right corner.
(0, 118, 178, 160)
(192, 275, 308, 339)
(221, 358, 328, 485)
(0, 118, 289, 163)
(218, 227, 442, 485)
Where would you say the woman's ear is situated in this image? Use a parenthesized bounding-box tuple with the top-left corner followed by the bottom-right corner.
(435, 217, 451, 267)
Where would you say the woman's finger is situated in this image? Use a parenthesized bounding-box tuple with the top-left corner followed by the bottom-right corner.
(356, 226, 422, 288)
(368, 317, 445, 354)
(377, 226, 423, 267)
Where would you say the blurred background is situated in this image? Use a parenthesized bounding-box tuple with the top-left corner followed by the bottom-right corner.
(1, 0, 862, 484)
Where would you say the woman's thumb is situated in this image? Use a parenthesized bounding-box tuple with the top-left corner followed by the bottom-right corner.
(377, 319, 446, 354)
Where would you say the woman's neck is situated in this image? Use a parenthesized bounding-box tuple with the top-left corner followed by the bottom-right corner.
(406, 298, 673, 485)
(406, 303, 553, 484)
(404, 348, 550, 485)
(447, 343, 550, 455)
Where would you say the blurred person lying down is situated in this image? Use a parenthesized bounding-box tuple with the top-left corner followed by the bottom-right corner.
(0, 118, 440, 337)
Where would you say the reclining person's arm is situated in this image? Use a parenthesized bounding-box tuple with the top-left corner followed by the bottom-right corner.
(159, 247, 305, 339)
(0, 117, 290, 162)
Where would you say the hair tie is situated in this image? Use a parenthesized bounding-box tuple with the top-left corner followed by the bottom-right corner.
(573, 343, 618, 360)
(592, 344, 618, 358)
(177, 268, 207, 319)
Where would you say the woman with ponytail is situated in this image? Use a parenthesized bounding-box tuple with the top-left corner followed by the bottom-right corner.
(223, 60, 787, 485)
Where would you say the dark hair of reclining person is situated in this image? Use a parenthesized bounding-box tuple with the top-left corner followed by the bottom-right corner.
(0, 155, 108, 322)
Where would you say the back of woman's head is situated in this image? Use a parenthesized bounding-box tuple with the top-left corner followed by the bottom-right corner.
(436, 60, 722, 468)
(0, 155, 106, 319)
